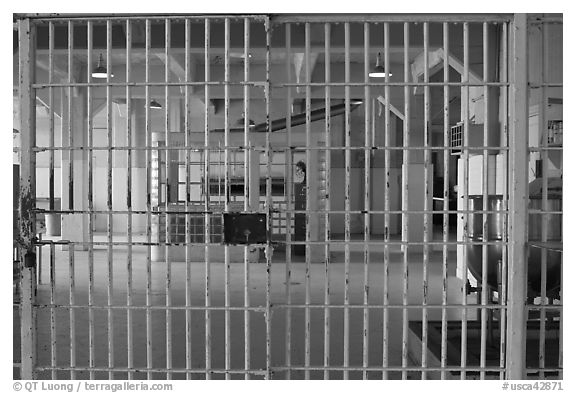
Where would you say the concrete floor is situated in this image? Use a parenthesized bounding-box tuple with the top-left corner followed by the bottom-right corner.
(16, 237, 471, 380)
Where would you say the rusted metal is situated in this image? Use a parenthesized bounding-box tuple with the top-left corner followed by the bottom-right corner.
(18, 17, 37, 380)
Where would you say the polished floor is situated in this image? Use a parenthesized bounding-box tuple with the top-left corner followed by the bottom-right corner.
(15, 235, 474, 380)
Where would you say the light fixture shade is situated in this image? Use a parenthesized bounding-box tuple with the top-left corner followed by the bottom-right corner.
(236, 117, 255, 127)
(149, 99, 162, 109)
(92, 53, 114, 79)
(368, 53, 392, 78)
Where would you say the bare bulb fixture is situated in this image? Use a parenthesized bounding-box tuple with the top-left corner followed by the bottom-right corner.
(92, 53, 114, 79)
(149, 99, 162, 109)
(369, 53, 392, 78)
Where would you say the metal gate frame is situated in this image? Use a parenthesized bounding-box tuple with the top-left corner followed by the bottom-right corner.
(15, 13, 561, 380)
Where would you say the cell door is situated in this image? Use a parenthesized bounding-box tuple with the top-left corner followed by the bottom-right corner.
(15, 13, 562, 380)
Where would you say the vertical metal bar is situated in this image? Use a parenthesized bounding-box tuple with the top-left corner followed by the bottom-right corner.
(264, 16, 273, 380)
(499, 21, 509, 381)
(362, 21, 370, 381)
(343, 21, 351, 381)
(86, 19, 96, 381)
(106, 19, 115, 380)
(506, 13, 528, 380)
(67, 21, 74, 211)
(183, 17, 192, 381)
(440, 21, 450, 381)
(243, 16, 251, 380)
(50, 243, 56, 379)
(68, 244, 76, 379)
(284, 21, 293, 381)
(421, 21, 430, 380)
(60, 19, 73, 380)
(304, 21, 312, 380)
(224, 17, 231, 380)
(537, 20, 549, 380)
(480, 21, 490, 380)
(383, 21, 391, 381)
(163, 18, 173, 380)
(145, 18, 153, 380)
(461, 21, 470, 380)
(48, 21, 55, 224)
(323, 21, 331, 381)
(125, 18, 134, 381)
(204, 17, 212, 380)
(18, 19, 37, 380)
(400, 21, 410, 381)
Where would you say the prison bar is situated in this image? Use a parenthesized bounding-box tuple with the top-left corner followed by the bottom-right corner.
(264, 16, 273, 379)
(204, 17, 212, 380)
(480, 21, 490, 380)
(400, 21, 410, 380)
(34, 303, 517, 311)
(48, 21, 55, 221)
(49, 243, 56, 379)
(34, 145, 518, 152)
(440, 21, 450, 381)
(243, 16, 252, 380)
(183, 17, 192, 381)
(323, 21, 332, 381)
(68, 244, 76, 380)
(304, 21, 312, 380)
(460, 21, 470, 380)
(144, 18, 154, 380)
(284, 21, 293, 380)
(499, 21, 509, 381)
(33, 81, 515, 89)
(537, 19, 549, 380)
(362, 21, 370, 381)
(421, 21, 430, 380)
(224, 16, 232, 380)
(106, 19, 115, 380)
(125, 18, 135, 381)
(163, 18, 173, 380)
(381, 21, 392, 381)
(343, 21, 351, 380)
(67, 21, 73, 211)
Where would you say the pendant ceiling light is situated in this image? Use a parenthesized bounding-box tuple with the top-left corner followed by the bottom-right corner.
(368, 53, 392, 78)
(149, 99, 163, 109)
(92, 53, 114, 79)
(236, 117, 256, 127)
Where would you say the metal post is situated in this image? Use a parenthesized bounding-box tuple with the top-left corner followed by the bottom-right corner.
(506, 13, 529, 380)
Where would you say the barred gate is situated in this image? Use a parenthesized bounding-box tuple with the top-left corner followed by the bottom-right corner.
(14, 13, 562, 380)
